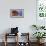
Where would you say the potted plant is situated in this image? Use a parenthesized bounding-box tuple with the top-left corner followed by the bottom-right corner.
(33, 32, 46, 43)
(32, 24, 45, 30)
(40, 26, 45, 29)
(32, 25, 39, 30)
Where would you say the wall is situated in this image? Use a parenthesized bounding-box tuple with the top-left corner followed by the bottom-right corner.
(0, 0, 36, 42)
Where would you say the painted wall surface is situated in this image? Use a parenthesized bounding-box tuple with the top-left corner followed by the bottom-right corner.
(0, 0, 36, 42)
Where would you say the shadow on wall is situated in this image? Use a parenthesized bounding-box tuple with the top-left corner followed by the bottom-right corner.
(2, 28, 11, 34)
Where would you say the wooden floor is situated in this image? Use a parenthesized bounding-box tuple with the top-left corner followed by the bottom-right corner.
(0, 42, 46, 46)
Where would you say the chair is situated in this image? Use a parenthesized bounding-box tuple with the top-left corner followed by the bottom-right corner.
(4, 33, 18, 46)
(18, 33, 30, 46)
(4, 27, 19, 46)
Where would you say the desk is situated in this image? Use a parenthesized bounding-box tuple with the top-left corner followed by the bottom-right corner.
(4, 33, 30, 46)
(4, 33, 18, 46)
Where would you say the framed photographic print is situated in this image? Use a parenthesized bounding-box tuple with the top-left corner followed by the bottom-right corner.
(10, 9, 24, 18)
